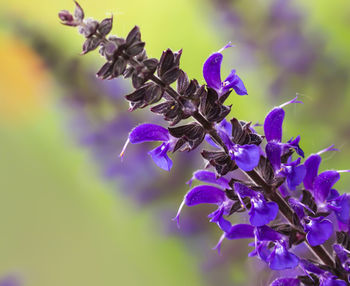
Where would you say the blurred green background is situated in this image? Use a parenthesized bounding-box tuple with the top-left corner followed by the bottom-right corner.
(0, 0, 349, 285)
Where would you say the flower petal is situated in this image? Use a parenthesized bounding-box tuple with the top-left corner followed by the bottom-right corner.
(264, 107, 284, 142)
(233, 182, 256, 198)
(250, 199, 279, 227)
(303, 154, 321, 190)
(332, 194, 350, 224)
(185, 185, 226, 206)
(129, 123, 169, 143)
(222, 69, 248, 95)
(233, 144, 260, 171)
(269, 243, 299, 270)
(189, 170, 230, 189)
(266, 142, 282, 170)
(255, 225, 283, 241)
(305, 217, 333, 246)
(287, 164, 306, 190)
(287, 135, 304, 158)
(225, 224, 255, 240)
(313, 171, 340, 203)
(203, 52, 222, 90)
(148, 143, 172, 171)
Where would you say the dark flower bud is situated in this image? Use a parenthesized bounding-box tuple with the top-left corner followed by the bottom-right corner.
(231, 118, 245, 143)
(126, 41, 145, 57)
(132, 73, 146, 89)
(151, 100, 187, 126)
(201, 150, 236, 175)
(248, 133, 263, 146)
(200, 87, 231, 122)
(281, 148, 295, 163)
(297, 274, 320, 285)
(180, 98, 197, 116)
(301, 190, 318, 213)
(126, 26, 141, 46)
(177, 70, 189, 94)
(112, 57, 127, 77)
(82, 36, 102, 54)
(78, 19, 99, 38)
(158, 49, 175, 77)
(96, 62, 113, 79)
(174, 49, 182, 66)
(192, 85, 206, 102)
(125, 82, 163, 109)
(143, 83, 163, 105)
(98, 17, 113, 36)
(169, 123, 205, 151)
(143, 58, 158, 73)
(161, 66, 180, 85)
(183, 80, 199, 98)
(256, 156, 275, 184)
(74, 1, 84, 21)
(123, 67, 134, 78)
(104, 41, 117, 59)
(108, 35, 126, 47)
(336, 231, 350, 250)
(58, 10, 74, 23)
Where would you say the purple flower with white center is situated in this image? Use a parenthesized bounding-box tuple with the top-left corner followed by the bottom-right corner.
(120, 123, 175, 171)
(234, 183, 278, 226)
(203, 43, 247, 96)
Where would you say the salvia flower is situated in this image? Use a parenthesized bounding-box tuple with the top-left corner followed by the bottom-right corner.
(60, 3, 350, 285)
(203, 43, 247, 97)
(120, 123, 175, 171)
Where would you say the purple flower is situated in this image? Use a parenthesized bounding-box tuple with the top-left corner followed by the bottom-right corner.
(213, 223, 255, 253)
(267, 241, 300, 270)
(234, 183, 278, 226)
(208, 119, 260, 171)
(203, 43, 247, 96)
(173, 184, 232, 228)
(120, 123, 174, 171)
(264, 96, 302, 145)
(187, 170, 230, 189)
(304, 216, 333, 246)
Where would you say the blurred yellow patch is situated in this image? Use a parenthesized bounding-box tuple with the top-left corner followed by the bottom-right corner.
(0, 33, 50, 124)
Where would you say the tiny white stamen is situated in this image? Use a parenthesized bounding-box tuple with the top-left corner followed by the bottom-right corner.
(172, 199, 186, 229)
(119, 138, 130, 160)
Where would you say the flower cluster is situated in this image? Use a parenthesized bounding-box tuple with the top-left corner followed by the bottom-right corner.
(59, 3, 350, 285)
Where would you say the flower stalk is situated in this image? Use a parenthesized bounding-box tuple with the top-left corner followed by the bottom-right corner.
(59, 3, 350, 285)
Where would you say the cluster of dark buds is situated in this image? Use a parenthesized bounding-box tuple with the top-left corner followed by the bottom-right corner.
(59, 3, 350, 285)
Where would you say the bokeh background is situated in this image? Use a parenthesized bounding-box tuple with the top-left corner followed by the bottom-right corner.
(0, 0, 350, 285)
